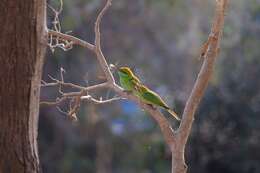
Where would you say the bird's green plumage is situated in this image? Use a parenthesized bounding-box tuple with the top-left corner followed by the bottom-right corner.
(135, 84, 180, 121)
(137, 88, 168, 109)
(117, 66, 180, 121)
(118, 67, 140, 92)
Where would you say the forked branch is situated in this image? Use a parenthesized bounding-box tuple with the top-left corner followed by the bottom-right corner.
(45, 0, 175, 146)
(44, 0, 229, 172)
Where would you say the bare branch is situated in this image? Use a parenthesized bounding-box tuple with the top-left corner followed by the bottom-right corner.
(47, 0, 63, 32)
(56, 106, 69, 115)
(81, 95, 124, 104)
(41, 80, 86, 90)
(40, 97, 68, 106)
(94, 0, 115, 83)
(47, 0, 73, 52)
(48, 30, 95, 51)
(42, 74, 109, 92)
(177, 0, 229, 146)
(68, 96, 81, 121)
(41, 73, 110, 121)
(94, 0, 112, 48)
(47, 0, 114, 82)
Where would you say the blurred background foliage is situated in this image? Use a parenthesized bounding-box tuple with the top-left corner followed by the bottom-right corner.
(40, 0, 260, 172)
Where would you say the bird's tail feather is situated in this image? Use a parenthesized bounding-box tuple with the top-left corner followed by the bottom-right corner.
(168, 109, 180, 121)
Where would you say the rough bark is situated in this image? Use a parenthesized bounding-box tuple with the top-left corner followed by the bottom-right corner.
(0, 1, 47, 173)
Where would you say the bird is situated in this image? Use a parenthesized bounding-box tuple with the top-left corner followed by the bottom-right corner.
(117, 67, 141, 93)
(135, 83, 180, 121)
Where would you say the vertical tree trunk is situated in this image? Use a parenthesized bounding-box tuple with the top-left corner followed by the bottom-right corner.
(171, 147, 187, 173)
(0, 1, 46, 173)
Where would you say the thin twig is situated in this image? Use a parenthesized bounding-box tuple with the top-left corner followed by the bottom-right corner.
(40, 97, 68, 106)
(81, 95, 124, 104)
(41, 80, 86, 90)
(94, 0, 115, 83)
(48, 30, 95, 51)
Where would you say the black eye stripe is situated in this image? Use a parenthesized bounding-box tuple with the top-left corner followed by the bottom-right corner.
(121, 70, 128, 74)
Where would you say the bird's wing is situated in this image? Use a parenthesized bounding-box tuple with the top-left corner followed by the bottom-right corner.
(168, 109, 180, 121)
(131, 74, 141, 84)
(142, 90, 169, 109)
(130, 76, 141, 91)
(143, 90, 180, 121)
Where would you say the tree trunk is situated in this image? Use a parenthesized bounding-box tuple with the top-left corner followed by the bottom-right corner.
(171, 148, 187, 173)
(0, 1, 46, 173)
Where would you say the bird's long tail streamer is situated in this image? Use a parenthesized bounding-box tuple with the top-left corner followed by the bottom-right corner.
(168, 109, 180, 121)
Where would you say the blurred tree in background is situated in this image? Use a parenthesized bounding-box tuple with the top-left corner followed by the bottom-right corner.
(40, 0, 260, 172)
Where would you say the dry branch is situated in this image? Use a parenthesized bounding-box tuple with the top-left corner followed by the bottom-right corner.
(94, 0, 115, 83)
(48, 30, 95, 51)
(45, 0, 175, 147)
(172, 1, 228, 172)
(81, 96, 123, 104)
(178, 0, 228, 146)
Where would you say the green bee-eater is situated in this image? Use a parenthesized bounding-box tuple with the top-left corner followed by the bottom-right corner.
(118, 67, 141, 92)
(135, 84, 180, 121)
